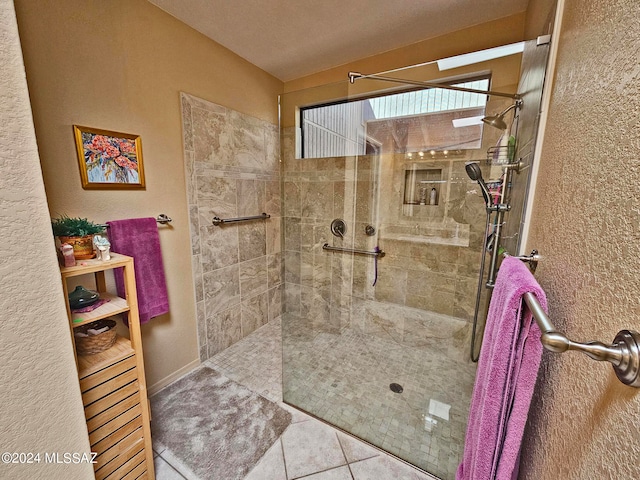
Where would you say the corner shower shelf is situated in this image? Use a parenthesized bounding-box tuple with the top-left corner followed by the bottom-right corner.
(486, 145, 518, 166)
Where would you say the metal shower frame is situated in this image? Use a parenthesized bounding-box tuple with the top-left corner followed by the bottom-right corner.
(348, 72, 522, 100)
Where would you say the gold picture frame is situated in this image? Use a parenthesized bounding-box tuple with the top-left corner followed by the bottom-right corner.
(73, 125, 146, 189)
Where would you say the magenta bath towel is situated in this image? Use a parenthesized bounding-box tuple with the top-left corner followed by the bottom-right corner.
(107, 217, 169, 324)
(457, 256, 547, 480)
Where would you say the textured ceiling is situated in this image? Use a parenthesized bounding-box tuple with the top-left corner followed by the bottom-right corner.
(148, 0, 529, 81)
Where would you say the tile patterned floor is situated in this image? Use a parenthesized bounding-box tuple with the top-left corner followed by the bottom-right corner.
(281, 302, 477, 480)
(153, 311, 471, 479)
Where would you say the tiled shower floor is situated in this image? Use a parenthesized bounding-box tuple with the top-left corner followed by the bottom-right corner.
(281, 302, 478, 480)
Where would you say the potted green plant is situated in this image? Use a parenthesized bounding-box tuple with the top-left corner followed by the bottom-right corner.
(51, 215, 105, 260)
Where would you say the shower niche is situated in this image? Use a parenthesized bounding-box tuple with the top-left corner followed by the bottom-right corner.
(403, 166, 443, 206)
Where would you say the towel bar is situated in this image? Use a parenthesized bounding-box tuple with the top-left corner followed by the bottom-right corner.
(488, 250, 541, 288)
(155, 214, 172, 224)
(99, 214, 172, 228)
(522, 292, 640, 388)
(509, 249, 540, 272)
(505, 250, 640, 388)
(212, 213, 270, 226)
(322, 243, 385, 258)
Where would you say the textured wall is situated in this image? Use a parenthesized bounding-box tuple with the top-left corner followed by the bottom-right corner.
(520, 0, 640, 478)
(525, 0, 556, 39)
(181, 94, 282, 361)
(0, 1, 93, 478)
(14, 0, 283, 390)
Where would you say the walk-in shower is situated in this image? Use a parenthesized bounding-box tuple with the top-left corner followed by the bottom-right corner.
(280, 38, 550, 480)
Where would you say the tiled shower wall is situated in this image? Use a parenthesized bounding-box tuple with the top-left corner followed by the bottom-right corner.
(281, 126, 491, 326)
(375, 156, 490, 321)
(281, 149, 370, 329)
(181, 93, 281, 361)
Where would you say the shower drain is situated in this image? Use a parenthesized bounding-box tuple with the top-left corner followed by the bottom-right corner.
(389, 383, 403, 393)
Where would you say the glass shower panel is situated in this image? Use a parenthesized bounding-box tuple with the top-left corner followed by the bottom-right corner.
(281, 48, 527, 479)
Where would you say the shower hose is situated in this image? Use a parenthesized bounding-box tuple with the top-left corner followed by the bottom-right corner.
(469, 209, 493, 362)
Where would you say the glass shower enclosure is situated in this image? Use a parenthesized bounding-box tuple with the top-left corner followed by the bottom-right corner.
(280, 40, 548, 479)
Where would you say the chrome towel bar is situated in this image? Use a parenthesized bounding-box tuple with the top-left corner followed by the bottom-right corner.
(99, 214, 172, 228)
(506, 249, 640, 388)
(156, 213, 172, 225)
(522, 292, 640, 388)
(509, 249, 540, 272)
(212, 213, 270, 226)
(488, 250, 541, 288)
(322, 243, 385, 258)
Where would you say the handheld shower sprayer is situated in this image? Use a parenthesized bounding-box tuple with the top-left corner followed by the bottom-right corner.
(465, 162, 492, 208)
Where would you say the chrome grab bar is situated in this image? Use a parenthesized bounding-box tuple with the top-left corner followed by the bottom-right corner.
(212, 213, 270, 226)
(522, 292, 640, 388)
(322, 243, 385, 258)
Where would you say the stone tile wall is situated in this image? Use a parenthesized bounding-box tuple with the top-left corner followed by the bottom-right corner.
(182, 93, 281, 361)
(281, 126, 492, 326)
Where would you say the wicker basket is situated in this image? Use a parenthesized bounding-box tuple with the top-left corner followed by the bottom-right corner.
(74, 319, 117, 356)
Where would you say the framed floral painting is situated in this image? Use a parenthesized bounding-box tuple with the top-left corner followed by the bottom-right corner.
(73, 125, 145, 189)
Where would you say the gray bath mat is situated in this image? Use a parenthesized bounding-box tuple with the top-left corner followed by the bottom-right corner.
(150, 366, 291, 480)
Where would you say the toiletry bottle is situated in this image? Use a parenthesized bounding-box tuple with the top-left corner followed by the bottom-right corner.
(497, 128, 510, 164)
(507, 135, 516, 162)
(60, 243, 75, 267)
(419, 186, 428, 205)
(429, 188, 437, 205)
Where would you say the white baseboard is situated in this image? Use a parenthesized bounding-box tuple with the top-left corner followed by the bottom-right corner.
(148, 358, 200, 396)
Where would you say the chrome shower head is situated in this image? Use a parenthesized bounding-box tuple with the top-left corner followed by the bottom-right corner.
(481, 102, 520, 130)
(465, 162, 492, 207)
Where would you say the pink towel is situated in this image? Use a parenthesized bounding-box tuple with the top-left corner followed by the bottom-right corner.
(457, 256, 547, 480)
(107, 217, 170, 324)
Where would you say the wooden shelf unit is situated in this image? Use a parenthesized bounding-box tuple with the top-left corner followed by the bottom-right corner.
(77, 335, 135, 379)
(60, 253, 154, 480)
